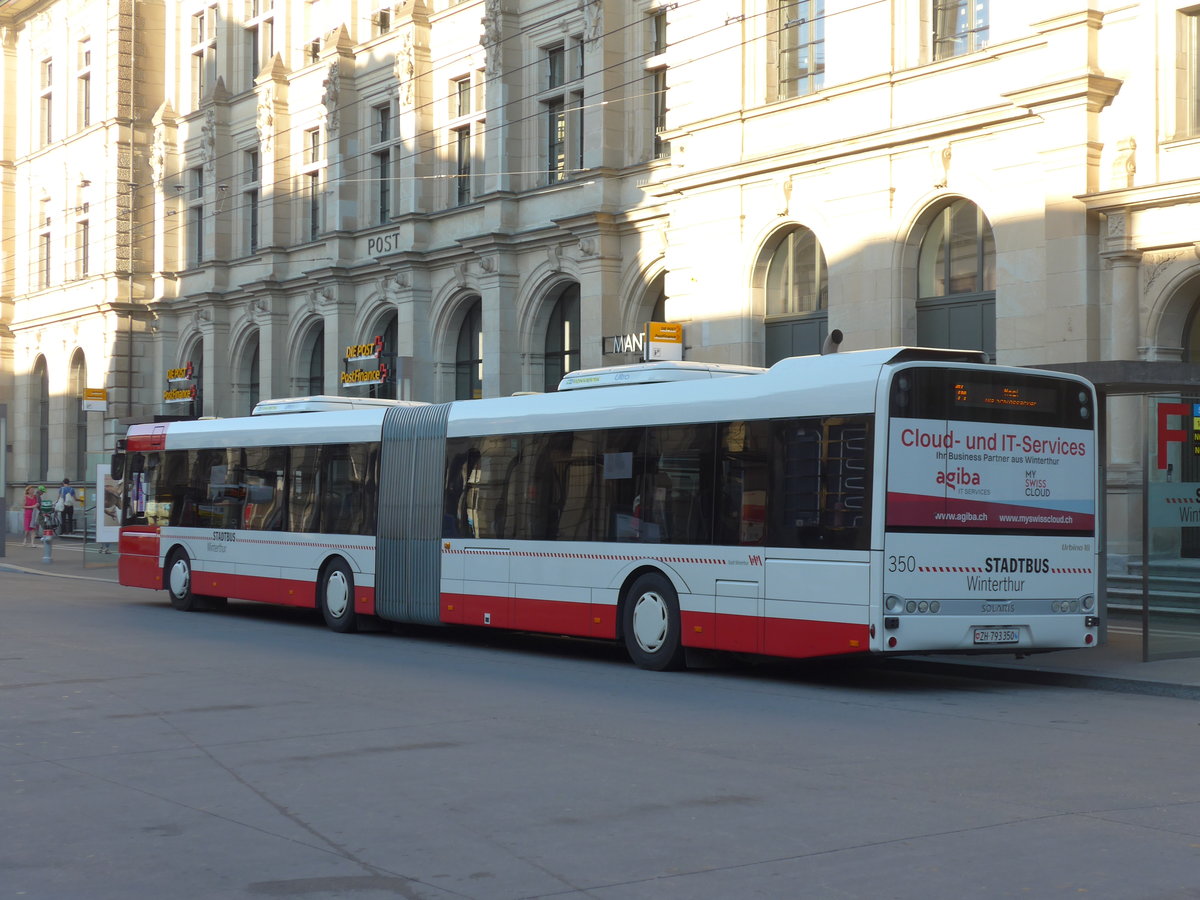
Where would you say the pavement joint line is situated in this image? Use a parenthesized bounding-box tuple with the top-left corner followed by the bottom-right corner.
(0, 561, 120, 584)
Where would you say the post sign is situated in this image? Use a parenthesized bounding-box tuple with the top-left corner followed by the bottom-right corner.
(644, 321, 683, 361)
(164, 362, 197, 405)
(341, 335, 391, 388)
(82, 388, 108, 412)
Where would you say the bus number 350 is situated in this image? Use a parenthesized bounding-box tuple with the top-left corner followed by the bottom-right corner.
(888, 555, 918, 573)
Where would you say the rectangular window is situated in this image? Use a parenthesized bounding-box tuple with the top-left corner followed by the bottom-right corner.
(375, 150, 390, 223)
(39, 59, 53, 145)
(374, 103, 391, 143)
(246, 188, 260, 252)
(308, 171, 320, 240)
(245, 1, 273, 89)
(39, 226, 52, 289)
(1181, 10, 1200, 137)
(932, 0, 988, 60)
(454, 128, 471, 205)
(456, 77, 471, 117)
(191, 4, 218, 107)
(778, 0, 824, 100)
(304, 127, 321, 165)
(75, 219, 89, 278)
(372, 5, 392, 37)
(540, 42, 583, 184)
(77, 40, 91, 130)
(189, 166, 204, 265)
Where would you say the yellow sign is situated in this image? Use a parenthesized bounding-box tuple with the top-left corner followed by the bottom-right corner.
(340, 367, 388, 386)
(646, 322, 682, 343)
(163, 387, 197, 403)
(345, 336, 384, 361)
(82, 388, 108, 412)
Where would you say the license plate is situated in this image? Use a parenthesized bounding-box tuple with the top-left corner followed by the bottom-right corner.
(973, 628, 1019, 645)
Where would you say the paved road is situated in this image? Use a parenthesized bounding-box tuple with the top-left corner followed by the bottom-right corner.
(2, 570, 1198, 899)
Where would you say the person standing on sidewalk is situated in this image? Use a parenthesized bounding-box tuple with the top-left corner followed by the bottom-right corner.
(22, 485, 38, 546)
(57, 479, 77, 534)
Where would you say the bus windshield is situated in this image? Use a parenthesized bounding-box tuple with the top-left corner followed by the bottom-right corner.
(885, 367, 1095, 536)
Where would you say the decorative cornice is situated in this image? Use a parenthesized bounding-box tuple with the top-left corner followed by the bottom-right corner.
(1003, 73, 1122, 114)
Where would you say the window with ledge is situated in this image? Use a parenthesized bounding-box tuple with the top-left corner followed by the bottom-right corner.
(1179, 10, 1200, 138)
(371, 104, 393, 223)
(540, 40, 583, 184)
(37, 208, 52, 289)
(244, 149, 260, 253)
(192, 4, 218, 107)
(646, 10, 669, 159)
(75, 213, 90, 279)
(301, 127, 322, 239)
(77, 40, 91, 130)
(543, 284, 581, 391)
(777, 0, 824, 100)
(39, 59, 53, 146)
(449, 77, 477, 205)
(188, 166, 205, 265)
(932, 0, 988, 61)
(244, 0, 273, 89)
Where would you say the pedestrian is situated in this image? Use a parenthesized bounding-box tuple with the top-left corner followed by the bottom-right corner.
(22, 485, 37, 545)
(57, 478, 77, 534)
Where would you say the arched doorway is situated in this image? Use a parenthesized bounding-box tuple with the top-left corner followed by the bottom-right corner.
(916, 198, 996, 360)
(455, 298, 483, 400)
(543, 283, 580, 392)
(68, 350, 87, 481)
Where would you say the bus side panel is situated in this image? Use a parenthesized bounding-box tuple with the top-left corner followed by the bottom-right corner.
(763, 619, 872, 658)
(118, 527, 161, 590)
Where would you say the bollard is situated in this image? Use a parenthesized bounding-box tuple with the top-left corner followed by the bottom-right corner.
(41, 530, 52, 564)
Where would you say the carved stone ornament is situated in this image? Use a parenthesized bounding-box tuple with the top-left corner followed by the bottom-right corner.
(150, 129, 168, 184)
(201, 109, 217, 176)
(1143, 250, 1182, 295)
(256, 87, 275, 151)
(1107, 212, 1126, 238)
(1114, 137, 1136, 189)
(395, 30, 416, 107)
(321, 62, 341, 136)
(482, 0, 502, 76)
(577, 238, 597, 258)
(582, 0, 602, 42)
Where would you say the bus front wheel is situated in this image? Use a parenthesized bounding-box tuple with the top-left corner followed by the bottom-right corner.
(622, 573, 685, 671)
(165, 549, 200, 612)
(320, 559, 358, 633)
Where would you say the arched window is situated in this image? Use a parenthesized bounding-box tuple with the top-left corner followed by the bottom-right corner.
(33, 356, 49, 481)
(69, 351, 86, 481)
(764, 225, 828, 364)
(917, 199, 996, 360)
(543, 284, 580, 392)
(306, 327, 325, 395)
(455, 299, 483, 400)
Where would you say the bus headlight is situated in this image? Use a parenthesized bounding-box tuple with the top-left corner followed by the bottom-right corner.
(905, 600, 918, 614)
(1080, 594, 1095, 612)
(929, 601, 941, 614)
(885, 594, 903, 612)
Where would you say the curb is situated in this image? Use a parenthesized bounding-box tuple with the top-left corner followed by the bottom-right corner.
(0, 560, 120, 584)
(880, 656, 1200, 701)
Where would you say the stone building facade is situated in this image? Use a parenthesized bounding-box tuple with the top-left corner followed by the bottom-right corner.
(5, 1, 1200, 555)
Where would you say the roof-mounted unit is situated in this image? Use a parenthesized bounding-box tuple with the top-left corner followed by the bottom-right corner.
(252, 395, 422, 415)
(557, 360, 765, 391)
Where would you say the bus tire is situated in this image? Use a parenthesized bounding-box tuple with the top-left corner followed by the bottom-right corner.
(165, 549, 201, 612)
(319, 559, 358, 633)
(622, 572, 685, 671)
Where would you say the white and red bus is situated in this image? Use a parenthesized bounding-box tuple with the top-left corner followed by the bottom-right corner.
(115, 347, 1099, 669)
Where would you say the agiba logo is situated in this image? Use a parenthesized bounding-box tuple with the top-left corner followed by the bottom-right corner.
(936, 466, 981, 490)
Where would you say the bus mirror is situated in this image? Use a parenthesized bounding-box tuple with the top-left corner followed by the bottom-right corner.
(110, 453, 125, 481)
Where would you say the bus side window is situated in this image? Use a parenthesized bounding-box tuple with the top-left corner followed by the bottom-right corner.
(716, 421, 769, 546)
(290, 445, 321, 533)
(243, 446, 287, 532)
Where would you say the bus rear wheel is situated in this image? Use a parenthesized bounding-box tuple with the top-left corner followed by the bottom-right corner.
(622, 573, 685, 671)
(320, 559, 358, 633)
(165, 549, 200, 612)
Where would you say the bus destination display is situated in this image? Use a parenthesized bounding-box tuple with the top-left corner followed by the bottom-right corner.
(952, 380, 1057, 412)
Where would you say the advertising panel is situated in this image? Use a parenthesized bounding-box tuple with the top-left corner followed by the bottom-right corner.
(886, 417, 1095, 533)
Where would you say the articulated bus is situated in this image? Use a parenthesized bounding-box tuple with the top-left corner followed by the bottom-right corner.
(115, 347, 1099, 670)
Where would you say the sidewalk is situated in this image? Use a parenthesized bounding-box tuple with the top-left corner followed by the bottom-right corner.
(0, 532, 119, 583)
(3, 533, 1198, 696)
